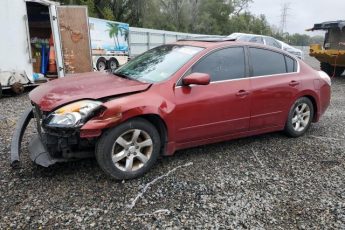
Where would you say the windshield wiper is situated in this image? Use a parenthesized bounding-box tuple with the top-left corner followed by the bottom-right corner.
(114, 72, 131, 80)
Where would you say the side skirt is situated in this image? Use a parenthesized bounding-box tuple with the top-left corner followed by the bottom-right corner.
(171, 126, 284, 154)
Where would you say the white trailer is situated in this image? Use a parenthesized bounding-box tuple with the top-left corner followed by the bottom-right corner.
(129, 27, 205, 57)
(0, 0, 207, 97)
(89, 17, 129, 71)
(0, 0, 94, 96)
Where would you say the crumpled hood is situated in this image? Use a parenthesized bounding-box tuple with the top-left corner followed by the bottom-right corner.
(30, 72, 151, 111)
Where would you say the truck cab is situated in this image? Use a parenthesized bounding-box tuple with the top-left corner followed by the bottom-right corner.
(308, 20, 345, 77)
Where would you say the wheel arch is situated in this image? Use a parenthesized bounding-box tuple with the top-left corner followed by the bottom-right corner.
(128, 114, 168, 156)
(302, 95, 318, 122)
(292, 88, 320, 123)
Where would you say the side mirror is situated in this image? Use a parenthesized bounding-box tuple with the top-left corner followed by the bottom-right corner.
(182, 72, 210, 86)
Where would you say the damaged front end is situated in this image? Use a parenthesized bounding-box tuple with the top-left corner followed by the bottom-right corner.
(10, 108, 33, 168)
(10, 103, 99, 168)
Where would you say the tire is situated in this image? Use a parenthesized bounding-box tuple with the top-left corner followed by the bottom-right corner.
(284, 97, 314, 137)
(107, 58, 118, 72)
(96, 58, 107, 71)
(335, 67, 345, 76)
(320, 62, 333, 76)
(11, 82, 24, 95)
(0, 83, 2, 98)
(96, 118, 161, 180)
(320, 62, 345, 77)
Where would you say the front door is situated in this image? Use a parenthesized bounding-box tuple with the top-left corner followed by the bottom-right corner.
(174, 47, 251, 143)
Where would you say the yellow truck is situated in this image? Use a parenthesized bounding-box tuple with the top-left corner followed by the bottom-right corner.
(308, 21, 345, 76)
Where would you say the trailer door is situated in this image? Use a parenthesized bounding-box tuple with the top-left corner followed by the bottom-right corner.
(53, 5, 93, 76)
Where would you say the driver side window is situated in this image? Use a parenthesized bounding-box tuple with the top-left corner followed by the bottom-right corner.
(190, 47, 246, 82)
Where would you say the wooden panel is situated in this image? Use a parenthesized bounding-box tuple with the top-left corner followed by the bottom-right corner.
(57, 6, 92, 74)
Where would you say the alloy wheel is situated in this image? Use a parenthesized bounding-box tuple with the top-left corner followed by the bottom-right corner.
(111, 129, 153, 172)
(292, 103, 311, 132)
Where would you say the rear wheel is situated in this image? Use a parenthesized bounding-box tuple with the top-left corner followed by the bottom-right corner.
(284, 97, 314, 137)
(96, 118, 161, 180)
(0, 83, 2, 98)
(320, 62, 345, 76)
(335, 67, 345, 76)
(107, 58, 118, 72)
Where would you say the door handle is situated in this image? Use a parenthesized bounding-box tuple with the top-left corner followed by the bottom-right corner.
(236, 90, 250, 97)
(289, 80, 300, 87)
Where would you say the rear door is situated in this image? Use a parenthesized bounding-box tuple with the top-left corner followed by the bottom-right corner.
(248, 47, 299, 130)
(174, 47, 251, 143)
(52, 6, 93, 75)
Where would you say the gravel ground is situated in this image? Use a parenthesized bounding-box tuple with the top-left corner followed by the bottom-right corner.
(1, 60, 345, 229)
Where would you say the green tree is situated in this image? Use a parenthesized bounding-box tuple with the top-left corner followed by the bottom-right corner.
(58, 0, 315, 41)
(106, 22, 120, 49)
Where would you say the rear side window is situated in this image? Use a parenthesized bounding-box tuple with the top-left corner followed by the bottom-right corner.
(249, 48, 286, 76)
(191, 47, 246, 82)
(285, 55, 297, 72)
(265, 37, 282, 49)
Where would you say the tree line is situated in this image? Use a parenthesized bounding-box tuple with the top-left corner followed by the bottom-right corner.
(58, 0, 324, 46)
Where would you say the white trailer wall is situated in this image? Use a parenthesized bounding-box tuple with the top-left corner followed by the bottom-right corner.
(0, 0, 33, 82)
(129, 27, 205, 56)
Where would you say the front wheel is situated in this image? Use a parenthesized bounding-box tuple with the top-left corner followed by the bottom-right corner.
(96, 118, 161, 180)
(284, 97, 314, 137)
(96, 58, 107, 71)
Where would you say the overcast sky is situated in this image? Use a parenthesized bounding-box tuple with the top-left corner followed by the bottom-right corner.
(248, 0, 344, 35)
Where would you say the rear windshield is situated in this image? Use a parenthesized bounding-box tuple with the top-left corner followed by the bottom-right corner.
(115, 45, 204, 83)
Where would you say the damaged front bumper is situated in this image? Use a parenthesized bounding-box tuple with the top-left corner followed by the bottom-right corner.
(10, 108, 33, 168)
(10, 107, 94, 168)
(10, 107, 68, 168)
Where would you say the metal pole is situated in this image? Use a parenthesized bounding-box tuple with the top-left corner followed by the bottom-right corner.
(147, 32, 150, 51)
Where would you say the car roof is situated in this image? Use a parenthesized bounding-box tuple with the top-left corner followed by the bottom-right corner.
(173, 39, 251, 48)
(173, 38, 299, 59)
(228, 33, 268, 39)
(228, 33, 302, 51)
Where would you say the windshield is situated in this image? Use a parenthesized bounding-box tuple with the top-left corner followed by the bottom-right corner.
(114, 45, 204, 83)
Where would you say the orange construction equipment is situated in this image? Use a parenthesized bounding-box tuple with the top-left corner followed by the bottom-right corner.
(48, 34, 57, 73)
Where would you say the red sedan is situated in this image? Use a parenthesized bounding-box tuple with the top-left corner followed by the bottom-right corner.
(11, 38, 331, 179)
